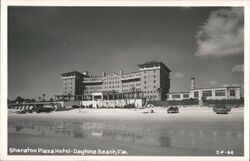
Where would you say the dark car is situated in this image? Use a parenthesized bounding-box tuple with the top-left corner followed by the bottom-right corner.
(213, 104, 229, 114)
(17, 110, 26, 114)
(35, 107, 53, 113)
(167, 106, 179, 114)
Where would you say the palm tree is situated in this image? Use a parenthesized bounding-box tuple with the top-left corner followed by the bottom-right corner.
(112, 90, 116, 108)
(131, 87, 136, 107)
(42, 94, 46, 102)
(156, 88, 162, 101)
(67, 93, 72, 101)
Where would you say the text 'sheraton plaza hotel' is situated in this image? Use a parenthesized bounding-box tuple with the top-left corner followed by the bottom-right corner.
(59, 61, 240, 101)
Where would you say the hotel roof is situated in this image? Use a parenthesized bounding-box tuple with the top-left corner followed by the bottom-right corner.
(190, 86, 241, 91)
(138, 61, 171, 72)
(60, 71, 84, 77)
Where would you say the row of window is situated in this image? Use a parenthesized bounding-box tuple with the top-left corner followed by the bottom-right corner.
(104, 76, 119, 80)
(104, 81, 120, 84)
(63, 78, 74, 80)
(64, 91, 73, 94)
(84, 78, 100, 81)
(122, 83, 141, 88)
(144, 70, 157, 74)
(86, 86, 102, 90)
(145, 95, 158, 99)
(193, 89, 236, 98)
(169, 89, 236, 99)
(104, 85, 119, 89)
(122, 88, 141, 92)
(144, 80, 157, 84)
(144, 75, 156, 79)
(144, 91, 157, 94)
(122, 73, 141, 79)
(170, 94, 190, 99)
(144, 85, 157, 89)
(65, 82, 73, 86)
(65, 87, 73, 89)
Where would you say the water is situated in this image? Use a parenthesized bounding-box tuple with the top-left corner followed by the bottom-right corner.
(8, 118, 244, 156)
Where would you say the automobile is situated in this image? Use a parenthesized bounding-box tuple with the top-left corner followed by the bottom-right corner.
(35, 107, 54, 113)
(167, 106, 179, 114)
(124, 104, 135, 108)
(25, 109, 33, 113)
(72, 105, 80, 109)
(17, 110, 26, 114)
(213, 104, 229, 114)
(147, 104, 154, 107)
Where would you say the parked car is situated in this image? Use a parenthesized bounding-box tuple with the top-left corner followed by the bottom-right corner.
(17, 110, 26, 114)
(35, 107, 53, 113)
(147, 104, 154, 107)
(213, 104, 229, 114)
(124, 104, 135, 108)
(25, 109, 33, 113)
(167, 106, 179, 114)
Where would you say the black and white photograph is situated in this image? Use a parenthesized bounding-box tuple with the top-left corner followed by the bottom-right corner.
(1, 0, 249, 161)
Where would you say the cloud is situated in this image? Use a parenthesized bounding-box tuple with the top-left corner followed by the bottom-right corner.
(223, 83, 241, 87)
(209, 80, 219, 85)
(195, 7, 244, 57)
(232, 64, 244, 72)
(232, 83, 240, 87)
(222, 84, 230, 87)
(173, 72, 184, 78)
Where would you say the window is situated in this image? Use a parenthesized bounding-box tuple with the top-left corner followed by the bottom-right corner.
(202, 90, 212, 97)
(194, 91, 199, 98)
(144, 87, 146, 89)
(154, 85, 156, 88)
(215, 90, 225, 96)
(230, 90, 235, 96)
(154, 75, 156, 78)
(172, 94, 180, 98)
(144, 81, 146, 84)
(183, 94, 189, 98)
(153, 80, 156, 83)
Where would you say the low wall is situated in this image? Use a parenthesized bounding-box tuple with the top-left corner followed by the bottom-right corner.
(60, 99, 145, 108)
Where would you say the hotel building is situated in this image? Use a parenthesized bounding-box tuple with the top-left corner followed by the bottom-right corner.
(59, 61, 171, 101)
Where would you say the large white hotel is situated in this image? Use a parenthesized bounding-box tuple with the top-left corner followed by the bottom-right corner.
(58, 61, 171, 101)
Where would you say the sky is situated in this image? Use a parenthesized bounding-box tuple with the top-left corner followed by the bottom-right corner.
(8, 7, 244, 100)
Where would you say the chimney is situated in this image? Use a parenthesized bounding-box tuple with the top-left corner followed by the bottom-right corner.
(120, 70, 123, 75)
(191, 77, 195, 90)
